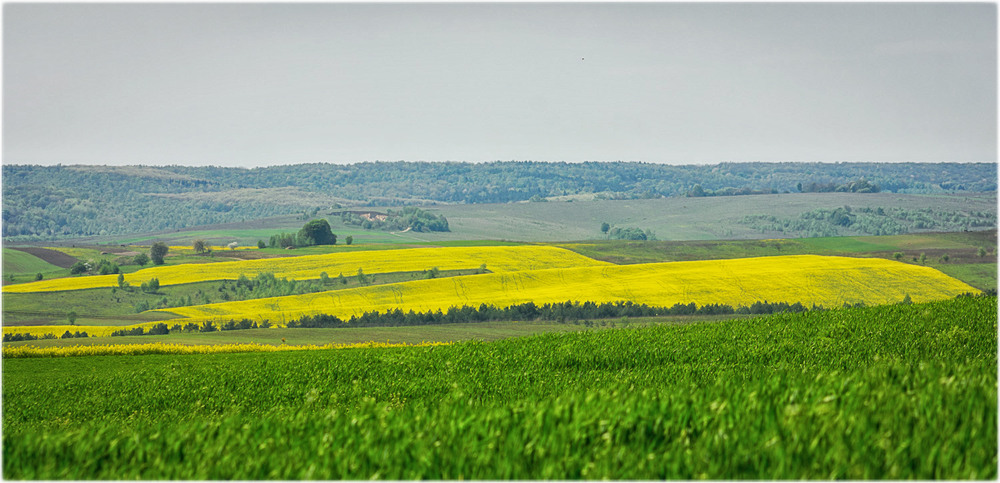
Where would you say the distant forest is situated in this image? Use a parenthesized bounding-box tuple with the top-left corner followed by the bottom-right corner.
(3, 161, 996, 240)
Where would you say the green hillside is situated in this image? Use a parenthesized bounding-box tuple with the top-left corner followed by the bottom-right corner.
(2, 248, 65, 277)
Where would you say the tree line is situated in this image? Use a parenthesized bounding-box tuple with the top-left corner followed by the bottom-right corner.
(105, 298, 851, 338)
(741, 205, 998, 237)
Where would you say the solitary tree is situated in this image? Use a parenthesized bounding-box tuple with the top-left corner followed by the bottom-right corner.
(892, 252, 903, 261)
(67, 311, 77, 325)
(978, 246, 987, 257)
(298, 219, 337, 246)
(345, 235, 353, 246)
(133, 253, 149, 267)
(600, 222, 610, 235)
(918, 252, 927, 265)
(257, 240, 266, 249)
(150, 242, 169, 265)
(193, 240, 207, 254)
(35, 273, 43, 281)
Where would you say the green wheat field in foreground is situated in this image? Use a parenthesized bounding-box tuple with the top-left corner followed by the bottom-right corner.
(3, 296, 995, 480)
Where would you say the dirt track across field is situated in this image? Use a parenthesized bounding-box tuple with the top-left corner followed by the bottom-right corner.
(8, 247, 78, 268)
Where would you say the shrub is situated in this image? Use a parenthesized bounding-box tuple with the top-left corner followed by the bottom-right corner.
(133, 253, 149, 266)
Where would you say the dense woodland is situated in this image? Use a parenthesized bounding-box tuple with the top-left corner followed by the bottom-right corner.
(3, 161, 995, 239)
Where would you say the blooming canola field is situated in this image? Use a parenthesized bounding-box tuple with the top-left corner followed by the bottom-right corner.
(163, 255, 976, 324)
(2, 246, 609, 293)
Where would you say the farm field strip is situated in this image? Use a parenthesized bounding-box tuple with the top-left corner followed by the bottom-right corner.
(2, 249, 65, 274)
(161, 255, 975, 325)
(3, 340, 450, 358)
(2, 246, 609, 293)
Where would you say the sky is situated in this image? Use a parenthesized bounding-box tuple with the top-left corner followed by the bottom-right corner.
(2, 2, 996, 167)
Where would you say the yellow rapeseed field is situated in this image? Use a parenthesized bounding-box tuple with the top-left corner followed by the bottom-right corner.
(2, 321, 173, 338)
(2, 246, 610, 293)
(3, 340, 451, 358)
(162, 255, 977, 325)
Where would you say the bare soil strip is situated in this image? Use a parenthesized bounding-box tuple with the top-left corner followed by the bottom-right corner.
(8, 247, 78, 268)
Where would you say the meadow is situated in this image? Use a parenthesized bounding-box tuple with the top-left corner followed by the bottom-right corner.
(3, 296, 995, 479)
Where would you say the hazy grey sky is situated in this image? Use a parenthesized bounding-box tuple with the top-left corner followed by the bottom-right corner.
(3, 2, 996, 166)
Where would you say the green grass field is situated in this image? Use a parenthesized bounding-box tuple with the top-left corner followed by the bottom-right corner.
(3, 297, 995, 479)
(431, 192, 997, 242)
(2, 249, 63, 274)
(1, 314, 754, 348)
(1, 249, 69, 283)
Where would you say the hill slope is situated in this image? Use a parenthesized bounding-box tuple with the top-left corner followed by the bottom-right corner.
(162, 255, 975, 323)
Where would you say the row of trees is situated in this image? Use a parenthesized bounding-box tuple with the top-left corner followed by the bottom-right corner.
(4, 330, 89, 342)
(110, 319, 275, 337)
(102, 298, 824, 338)
(79, 292, 1000, 340)
(286, 299, 820, 328)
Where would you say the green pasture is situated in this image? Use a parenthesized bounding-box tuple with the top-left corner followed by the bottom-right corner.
(106, 215, 460, 247)
(560, 230, 996, 265)
(4, 297, 995, 479)
(1, 249, 70, 283)
(930, 262, 997, 292)
(40, 192, 997, 247)
(2, 313, 754, 348)
(2, 249, 63, 274)
(431, 192, 997, 242)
